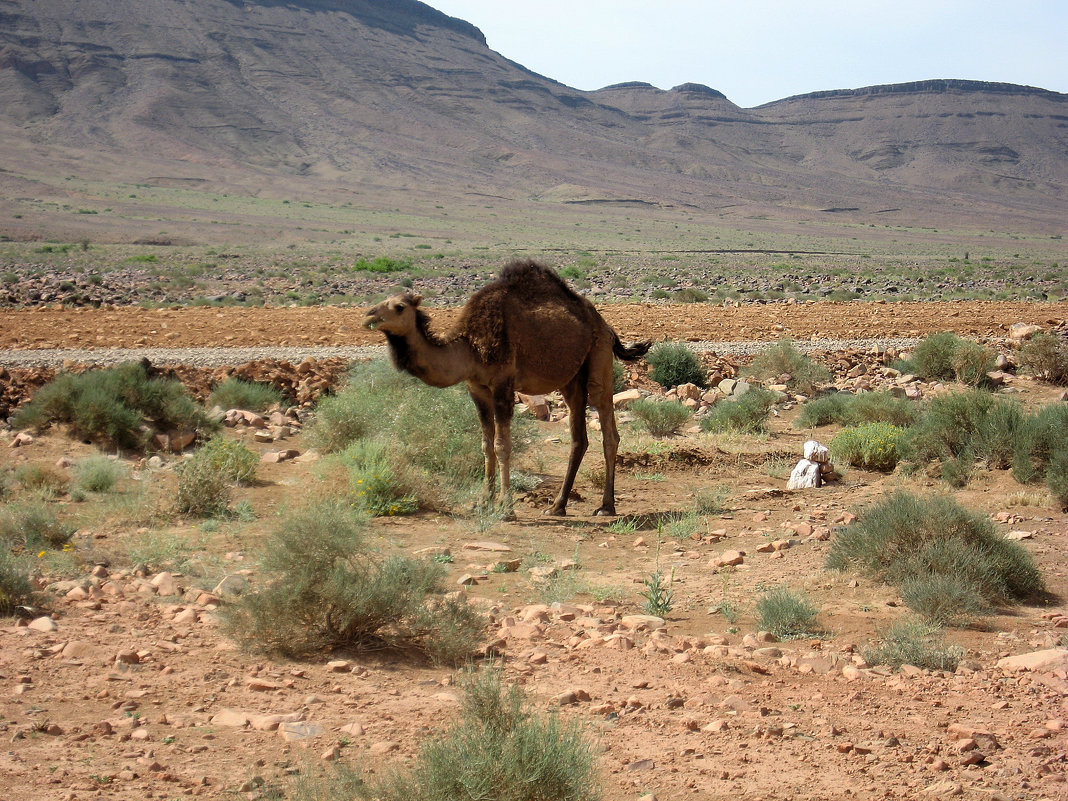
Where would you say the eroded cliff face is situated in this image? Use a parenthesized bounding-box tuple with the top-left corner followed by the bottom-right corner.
(1, 0, 1066, 226)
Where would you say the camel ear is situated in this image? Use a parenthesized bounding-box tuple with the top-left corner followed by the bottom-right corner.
(409, 293, 422, 307)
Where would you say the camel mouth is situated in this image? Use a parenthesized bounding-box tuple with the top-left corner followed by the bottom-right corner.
(362, 314, 380, 330)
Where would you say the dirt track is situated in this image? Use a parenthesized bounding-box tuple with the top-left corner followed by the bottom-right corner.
(1, 300, 1065, 351)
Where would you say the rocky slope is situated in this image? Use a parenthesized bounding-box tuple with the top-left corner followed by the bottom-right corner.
(1, 0, 1066, 232)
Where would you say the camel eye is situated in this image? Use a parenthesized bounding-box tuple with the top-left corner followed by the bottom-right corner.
(389, 301, 406, 314)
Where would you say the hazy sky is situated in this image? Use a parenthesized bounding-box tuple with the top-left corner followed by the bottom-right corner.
(428, 1, 1068, 108)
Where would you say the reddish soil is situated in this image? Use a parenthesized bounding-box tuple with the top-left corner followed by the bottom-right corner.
(0, 299, 1066, 349)
(0, 301, 1066, 801)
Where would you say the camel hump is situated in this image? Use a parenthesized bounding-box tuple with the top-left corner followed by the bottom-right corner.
(456, 259, 600, 365)
(495, 259, 585, 303)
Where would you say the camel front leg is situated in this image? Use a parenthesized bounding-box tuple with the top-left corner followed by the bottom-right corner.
(492, 385, 517, 520)
(468, 387, 498, 508)
(547, 379, 588, 516)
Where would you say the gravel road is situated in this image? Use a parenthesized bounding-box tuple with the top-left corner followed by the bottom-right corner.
(0, 338, 929, 368)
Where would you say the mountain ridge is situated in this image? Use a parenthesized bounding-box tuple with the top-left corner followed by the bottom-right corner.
(1, 0, 1066, 237)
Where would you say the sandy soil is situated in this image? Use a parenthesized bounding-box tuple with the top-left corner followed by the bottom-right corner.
(0, 301, 1066, 801)
(0, 299, 1065, 350)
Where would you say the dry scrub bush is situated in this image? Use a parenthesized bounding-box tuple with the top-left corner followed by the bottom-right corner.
(174, 436, 258, 518)
(629, 398, 692, 437)
(1012, 404, 1068, 510)
(0, 502, 74, 552)
(828, 491, 1044, 624)
(1019, 332, 1068, 384)
(830, 422, 906, 471)
(755, 586, 822, 639)
(646, 342, 706, 389)
(862, 618, 963, 672)
(297, 666, 599, 801)
(0, 550, 34, 616)
(330, 440, 418, 517)
(795, 390, 918, 429)
(907, 331, 993, 387)
(207, 377, 284, 412)
(746, 339, 830, 396)
(700, 387, 777, 434)
(12, 361, 215, 451)
(902, 390, 1021, 485)
(72, 456, 127, 494)
(221, 502, 484, 663)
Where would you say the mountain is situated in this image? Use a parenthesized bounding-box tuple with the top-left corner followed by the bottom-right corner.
(1, 0, 1066, 233)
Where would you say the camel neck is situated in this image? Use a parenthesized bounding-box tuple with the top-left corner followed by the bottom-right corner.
(384, 330, 471, 388)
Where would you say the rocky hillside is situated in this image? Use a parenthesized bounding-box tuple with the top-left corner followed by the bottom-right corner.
(1, 0, 1066, 230)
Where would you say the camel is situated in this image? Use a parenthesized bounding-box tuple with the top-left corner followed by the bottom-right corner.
(363, 259, 651, 517)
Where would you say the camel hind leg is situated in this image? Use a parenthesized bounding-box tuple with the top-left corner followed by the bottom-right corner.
(546, 375, 589, 516)
(588, 348, 620, 516)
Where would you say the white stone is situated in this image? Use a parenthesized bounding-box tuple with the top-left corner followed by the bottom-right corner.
(787, 459, 822, 490)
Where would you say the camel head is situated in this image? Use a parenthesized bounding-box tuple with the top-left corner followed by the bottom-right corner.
(363, 292, 423, 335)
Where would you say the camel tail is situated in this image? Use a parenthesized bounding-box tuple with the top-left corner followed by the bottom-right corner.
(613, 336, 652, 362)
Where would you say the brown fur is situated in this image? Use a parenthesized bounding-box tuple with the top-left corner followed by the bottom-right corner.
(449, 259, 598, 364)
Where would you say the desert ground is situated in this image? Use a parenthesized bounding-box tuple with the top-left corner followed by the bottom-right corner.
(1, 298, 1067, 801)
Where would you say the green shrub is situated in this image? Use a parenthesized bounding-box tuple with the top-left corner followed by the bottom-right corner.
(1019, 332, 1068, 384)
(912, 331, 965, 381)
(308, 360, 399, 452)
(353, 256, 409, 273)
(332, 440, 418, 517)
(861, 618, 963, 672)
(640, 569, 675, 615)
(901, 389, 1016, 482)
(11, 362, 214, 451)
(909, 331, 993, 386)
(830, 422, 906, 471)
(794, 392, 849, 428)
(795, 390, 918, 429)
(1012, 403, 1068, 489)
(310, 360, 528, 507)
(755, 586, 821, 639)
(950, 340, 994, 386)
(899, 571, 987, 626)
(173, 436, 258, 518)
(174, 458, 232, 518)
(700, 387, 777, 434)
(849, 391, 920, 427)
(0, 550, 34, 616)
(72, 456, 127, 494)
(646, 342, 706, 389)
(1047, 450, 1068, 511)
(828, 491, 1044, 622)
(0, 502, 74, 551)
(320, 666, 599, 801)
(747, 340, 830, 395)
(208, 378, 284, 411)
(191, 436, 258, 485)
(672, 287, 709, 303)
(221, 502, 484, 661)
(695, 485, 730, 515)
(629, 398, 692, 437)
